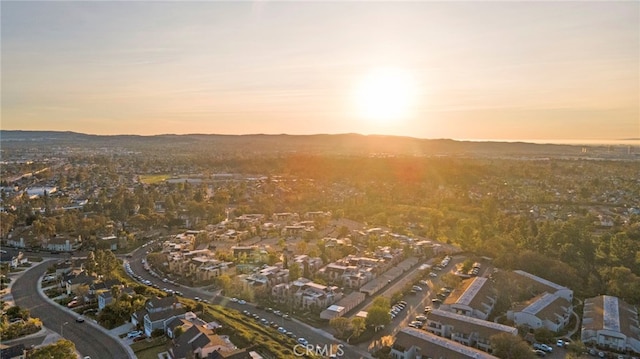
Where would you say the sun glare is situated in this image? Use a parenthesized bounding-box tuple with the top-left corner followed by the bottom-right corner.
(354, 67, 417, 125)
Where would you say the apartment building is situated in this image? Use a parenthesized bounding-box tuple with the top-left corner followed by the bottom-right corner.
(390, 327, 499, 359)
(441, 277, 496, 320)
(507, 292, 572, 332)
(581, 295, 640, 353)
(425, 309, 518, 352)
(272, 277, 342, 311)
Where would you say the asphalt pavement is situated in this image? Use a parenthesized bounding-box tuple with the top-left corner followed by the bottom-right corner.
(126, 245, 373, 358)
(11, 260, 132, 359)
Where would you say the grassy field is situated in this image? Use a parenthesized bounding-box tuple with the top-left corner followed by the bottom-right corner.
(134, 345, 169, 359)
(132, 336, 168, 359)
(138, 174, 170, 184)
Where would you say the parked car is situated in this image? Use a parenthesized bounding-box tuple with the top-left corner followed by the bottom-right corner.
(75, 316, 85, 323)
(539, 344, 553, 353)
(67, 300, 79, 308)
(127, 330, 143, 339)
(533, 349, 546, 357)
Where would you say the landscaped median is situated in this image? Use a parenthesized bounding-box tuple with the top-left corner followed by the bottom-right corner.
(201, 303, 319, 359)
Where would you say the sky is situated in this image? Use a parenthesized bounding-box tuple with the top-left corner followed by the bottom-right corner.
(2, 1, 639, 141)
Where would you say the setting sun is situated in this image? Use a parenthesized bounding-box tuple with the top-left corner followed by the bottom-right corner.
(354, 67, 418, 125)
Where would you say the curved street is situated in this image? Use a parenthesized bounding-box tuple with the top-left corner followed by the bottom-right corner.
(127, 245, 372, 358)
(11, 260, 131, 359)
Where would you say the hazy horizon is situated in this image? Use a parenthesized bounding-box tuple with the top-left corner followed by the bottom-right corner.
(3, 129, 639, 147)
(2, 1, 638, 140)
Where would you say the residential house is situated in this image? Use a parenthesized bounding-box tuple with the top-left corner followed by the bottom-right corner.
(0, 252, 28, 269)
(390, 327, 499, 359)
(99, 236, 118, 251)
(292, 255, 323, 275)
(231, 246, 263, 263)
(140, 296, 185, 337)
(581, 295, 640, 353)
(304, 211, 331, 220)
(425, 309, 518, 352)
(282, 225, 306, 236)
(440, 277, 496, 320)
(272, 212, 299, 223)
(65, 273, 96, 295)
(44, 236, 81, 252)
(5, 237, 26, 249)
(166, 312, 209, 339)
(169, 325, 236, 359)
(98, 287, 134, 310)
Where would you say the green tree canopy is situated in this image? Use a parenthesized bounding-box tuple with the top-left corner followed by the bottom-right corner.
(490, 333, 535, 359)
(29, 339, 76, 359)
(366, 306, 390, 331)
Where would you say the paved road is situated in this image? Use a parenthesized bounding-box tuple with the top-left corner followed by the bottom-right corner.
(12, 260, 131, 359)
(126, 244, 372, 358)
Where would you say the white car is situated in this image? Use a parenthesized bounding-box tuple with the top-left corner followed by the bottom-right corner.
(539, 344, 553, 352)
(127, 330, 143, 338)
(297, 338, 308, 346)
(230, 297, 238, 302)
(238, 299, 246, 305)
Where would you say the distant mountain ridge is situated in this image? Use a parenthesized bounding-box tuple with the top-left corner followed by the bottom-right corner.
(0, 130, 617, 157)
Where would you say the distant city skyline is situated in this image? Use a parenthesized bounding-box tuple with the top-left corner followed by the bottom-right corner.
(2, 1, 638, 141)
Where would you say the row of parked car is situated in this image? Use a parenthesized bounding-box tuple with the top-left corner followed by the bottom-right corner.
(241, 310, 299, 342)
(390, 301, 408, 319)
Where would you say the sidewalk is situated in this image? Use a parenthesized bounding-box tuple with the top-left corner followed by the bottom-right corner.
(0, 326, 48, 345)
(110, 322, 135, 337)
(35, 268, 137, 358)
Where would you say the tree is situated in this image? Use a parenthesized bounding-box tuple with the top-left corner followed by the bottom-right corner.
(351, 317, 366, 338)
(533, 327, 555, 344)
(215, 274, 232, 295)
(366, 306, 390, 331)
(75, 284, 90, 302)
(490, 333, 535, 359)
(84, 251, 96, 275)
(440, 273, 462, 289)
(111, 285, 122, 303)
(288, 262, 301, 282)
(371, 297, 390, 311)
(329, 317, 351, 338)
(29, 339, 77, 359)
